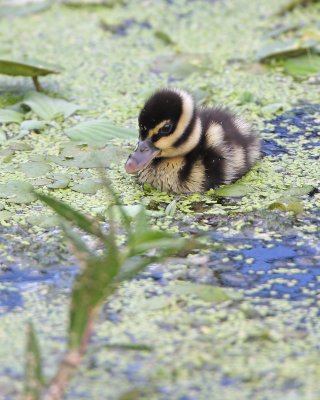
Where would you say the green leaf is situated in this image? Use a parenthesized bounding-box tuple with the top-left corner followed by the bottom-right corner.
(22, 91, 81, 120)
(24, 322, 44, 400)
(48, 146, 129, 168)
(268, 200, 304, 214)
(214, 183, 252, 197)
(20, 120, 50, 132)
(65, 119, 136, 146)
(129, 235, 188, 257)
(71, 180, 102, 194)
(64, 0, 122, 6)
(275, 0, 318, 16)
(139, 296, 173, 311)
(27, 214, 60, 228)
(281, 185, 314, 197)
(60, 220, 93, 258)
(68, 254, 120, 349)
(109, 204, 145, 221)
(165, 199, 177, 217)
(6, 141, 33, 151)
(35, 192, 105, 239)
(0, 181, 36, 204)
(46, 173, 70, 189)
(0, 210, 12, 222)
(20, 161, 52, 178)
(256, 39, 317, 62)
(261, 103, 284, 115)
(281, 54, 320, 77)
(103, 343, 153, 351)
(169, 282, 231, 303)
(0, 2, 51, 19)
(0, 129, 7, 143)
(0, 148, 14, 162)
(0, 109, 24, 123)
(154, 30, 176, 45)
(0, 58, 60, 77)
(152, 52, 211, 78)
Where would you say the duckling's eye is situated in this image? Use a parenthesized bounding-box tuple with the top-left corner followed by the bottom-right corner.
(158, 123, 173, 135)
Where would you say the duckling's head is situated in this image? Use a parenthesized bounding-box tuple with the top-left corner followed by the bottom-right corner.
(125, 89, 201, 174)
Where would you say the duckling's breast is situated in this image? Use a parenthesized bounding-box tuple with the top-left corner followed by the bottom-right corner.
(137, 156, 205, 193)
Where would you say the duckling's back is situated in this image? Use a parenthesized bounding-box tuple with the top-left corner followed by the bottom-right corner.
(197, 107, 260, 190)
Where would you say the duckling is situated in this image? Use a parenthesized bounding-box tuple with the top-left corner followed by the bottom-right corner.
(125, 89, 260, 193)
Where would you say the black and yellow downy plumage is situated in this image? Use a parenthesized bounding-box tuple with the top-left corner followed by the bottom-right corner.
(125, 89, 260, 194)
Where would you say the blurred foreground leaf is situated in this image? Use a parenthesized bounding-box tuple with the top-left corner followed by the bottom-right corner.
(24, 322, 44, 400)
(35, 184, 198, 398)
(35, 192, 104, 239)
(69, 254, 120, 349)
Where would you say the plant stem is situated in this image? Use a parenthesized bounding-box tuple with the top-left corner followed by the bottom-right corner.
(32, 76, 42, 91)
(43, 309, 97, 400)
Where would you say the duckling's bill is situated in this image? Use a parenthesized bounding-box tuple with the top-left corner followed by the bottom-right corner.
(125, 139, 160, 174)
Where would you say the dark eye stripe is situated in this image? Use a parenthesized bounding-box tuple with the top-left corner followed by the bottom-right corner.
(152, 123, 174, 142)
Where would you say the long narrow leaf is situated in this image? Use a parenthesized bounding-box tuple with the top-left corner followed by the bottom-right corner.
(36, 192, 105, 240)
(60, 221, 93, 265)
(24, 322, 44, 400)
(98, 173, 132, 232)
(68, 254, 120, 350)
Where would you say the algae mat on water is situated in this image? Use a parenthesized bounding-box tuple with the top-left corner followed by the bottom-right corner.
(0, 0, 320, 399)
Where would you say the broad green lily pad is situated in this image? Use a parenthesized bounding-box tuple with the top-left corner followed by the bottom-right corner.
(0, 210, 12, 222)
(169, 282, 231, 303)
(152, 52, 211, 78)
(27, 214, 60, 228)
(269, 200, 304, 214)
(20, 161, 52, 178)
(48, 145, 129, 168)
(261, 103, 284, 114)
(256, 39, 317, 62)
(22, 91, 81, 120)
(71, 180, 102, 194)
(6, 141, 33, 151)
(65, 119, 136, 146)
(20, 120, 50, 132)
(214, 183, 252, 198)
(47, 174, 70, 189)
(0, 181, 36, 204)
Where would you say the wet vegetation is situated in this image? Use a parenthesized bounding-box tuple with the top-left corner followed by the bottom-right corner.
(0, 0, 319, 399)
